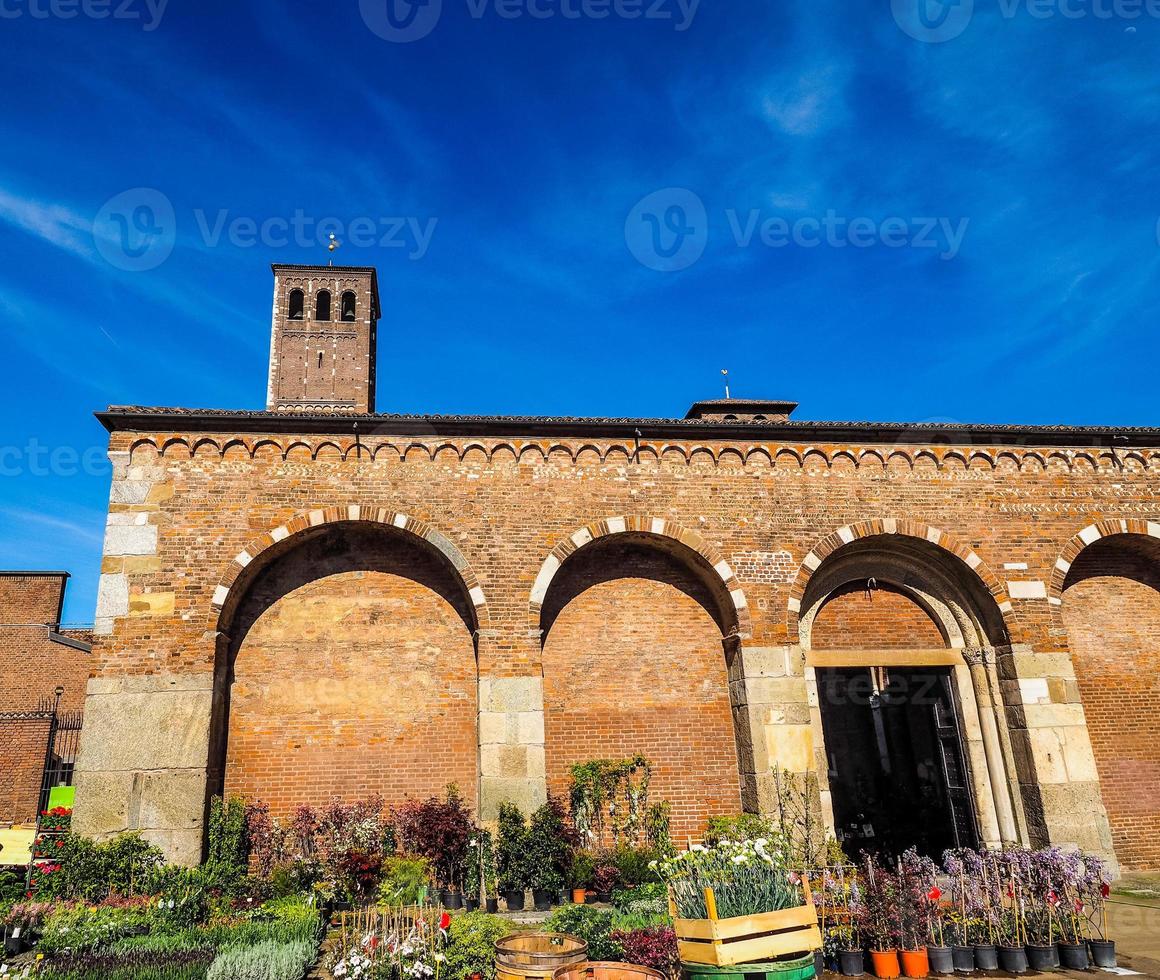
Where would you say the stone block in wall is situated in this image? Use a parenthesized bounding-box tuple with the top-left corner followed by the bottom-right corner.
(479, 777, 547, 822)
(137, 770, 207, 833)
(1036, 781, 1116, 860)
(479, 676, 542, 714)
(764, 723, 814, 775)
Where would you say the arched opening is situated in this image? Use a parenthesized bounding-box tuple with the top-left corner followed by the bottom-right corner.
(314, 290, 332, 322)
(341, 291, 357, 322)
(288, 289, 305, 320)
(800, 534, 1015, 858)
(209, 521, 479, 819)
(1061, 533, 1160, 870)
(539, 532, 744, 840)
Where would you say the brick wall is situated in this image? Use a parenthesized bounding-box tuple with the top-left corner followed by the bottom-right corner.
(222, 524, 479, 817)
(1061, 534, 1160, 870)
(0, 574, 91, 824)
(811, 584, 946, 650)
(540, 538, 742, 840)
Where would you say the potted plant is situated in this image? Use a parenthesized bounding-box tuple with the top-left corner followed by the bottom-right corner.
(830, 922, 865, 978)
(1086, 875, 1115, 968)
(497, 802, 530, 912)
(655, 837, 821, 967)
(571, 851, 596, 905)
(860, 859, 900, 980)
(991, 853, 1028, 974)
(528, 797, 577, 911)
(594, 863, 620, 904)
(532, 866, 564, 911)
(897, 850, 934, 979)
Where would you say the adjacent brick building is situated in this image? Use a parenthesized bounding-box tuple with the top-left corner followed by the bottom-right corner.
(0, 572, 91, 826)
(72, 264, 1160, 871)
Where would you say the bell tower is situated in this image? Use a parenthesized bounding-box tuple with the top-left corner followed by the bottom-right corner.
(266, 264, 380, 413)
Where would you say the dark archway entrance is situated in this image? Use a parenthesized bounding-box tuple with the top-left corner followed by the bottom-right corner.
(818, 666, 977, 859)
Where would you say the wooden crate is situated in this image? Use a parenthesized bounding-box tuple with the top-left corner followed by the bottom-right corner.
(669, 881, 822, 967)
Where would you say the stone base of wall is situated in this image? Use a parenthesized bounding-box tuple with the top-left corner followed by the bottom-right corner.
(72, 673, 213, 866)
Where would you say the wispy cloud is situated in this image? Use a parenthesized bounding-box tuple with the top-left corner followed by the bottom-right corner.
(0, 187, 94, 259)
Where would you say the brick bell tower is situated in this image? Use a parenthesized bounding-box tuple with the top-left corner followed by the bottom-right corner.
(266, 264, 380, 413)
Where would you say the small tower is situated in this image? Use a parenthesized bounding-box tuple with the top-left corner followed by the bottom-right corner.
(266, 264, 380, 413)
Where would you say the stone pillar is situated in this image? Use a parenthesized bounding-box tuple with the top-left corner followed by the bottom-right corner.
(729, 645, 815, 815)
(999, 644, 1116, 864)
(964, 649, 1020, 844)
(72, 673, 214, 865)
(477, 673, 547, 822)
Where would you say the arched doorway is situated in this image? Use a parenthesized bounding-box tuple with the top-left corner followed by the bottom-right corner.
(797, 531, 1019, 859)
(210, 520, 481, 818)
(538, 531, 745, 840)
(1061, 532, 1160, 870)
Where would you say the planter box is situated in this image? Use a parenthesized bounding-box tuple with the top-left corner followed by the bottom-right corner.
(669, 883, 822, 967)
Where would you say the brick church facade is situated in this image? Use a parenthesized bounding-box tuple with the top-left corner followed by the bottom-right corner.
(72, 263, 1160, 871)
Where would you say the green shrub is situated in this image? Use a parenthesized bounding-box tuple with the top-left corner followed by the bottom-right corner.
(36, 947, 213, 980)
(608, 846, 661, 887)
(443, 910, 512, 980)
(496, 803, 531, 893)
(36, 901, 154, 954)
(378, 855, 432, 906)
(34, 833, 166, 902)
(612, 881, 668, 917)
(544, 904, 622, 960)
(206, 938, 317, 980)
(267, 860, 319, 898)
(0, 868, 25, 904)
(702, 813, 778, 847)
(207, 796, 250, 874)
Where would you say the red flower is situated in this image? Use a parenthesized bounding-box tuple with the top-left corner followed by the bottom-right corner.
(927, 887, 942, 903)
(1046, 890, 1059, 907)
(439, 912, 451, 931)
(1101, 883, 1110, 898)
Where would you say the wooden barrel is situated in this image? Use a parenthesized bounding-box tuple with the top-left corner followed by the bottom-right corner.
(555, 962, 666, 980)
(496, 933, 588, 980)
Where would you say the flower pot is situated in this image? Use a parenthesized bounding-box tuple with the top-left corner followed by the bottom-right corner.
(439, 889, 452, 907)
(504, 889, 525, 912)
(998, 946, 1027, 974)
(533, 888, 553, 911)
(900, 948, 929, 978)
(1057, 943, 1088, 971)
(465, 896, 480, 912)
(572, 888, 588, 905)
(558, 889, 568, 906)
(870, 949, 901, 979)
(1025, 944, 1055, 972)
(596, 891, 612, 903)
(839, 950, 866, 977)
(974, 944, 998, 971)
(926, 947, 954, 975)
(815, 950, 825, 977)
(1089, 940, 1116, 968)
(950, 946, 974, 973)
(3, 926, 26, 957)
(485, 897, 499, 914)
(448, 891, 464, 910)
(584, 891, 596, 904)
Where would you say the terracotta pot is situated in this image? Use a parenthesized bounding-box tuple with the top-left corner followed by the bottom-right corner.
(870, 949, 901, 979)
(572, 888, 588, 905)
(900, 948, 929, 978)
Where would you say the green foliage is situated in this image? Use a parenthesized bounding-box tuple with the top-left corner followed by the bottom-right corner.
(35, 948, 214, 980)
(703, 813, 779, 847)
(207, 796, 250, 874)
(35, 833, 166, 902)
(205, 938, 317, 980)
(543, 904, 623, 961)
(611, 881, 668, 916)
(377, 855, 432, 906)
(568, 756, 653, 848)
(0, 867, 25, 903)
(570, 851, 596, 889)
(527, 798, 576, 893)
(464, 829, 496, 900)
(644, 801, 672, 856)
(36, 902, 155, 954)
(607, 845, 662, 887)
(495, 803, 531, 892)
(443, 910, 512, 980)
(267, 860, 320, 899)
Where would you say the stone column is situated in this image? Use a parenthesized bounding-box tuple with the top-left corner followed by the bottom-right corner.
(999, 644, 1116, 864)
(964, 648, 1019, 844)
(72, 673, 214, 865)
(729, 645, 815, 816)
(477, 671, 547, 822)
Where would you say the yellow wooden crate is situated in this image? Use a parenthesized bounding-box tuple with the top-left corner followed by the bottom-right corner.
(670, 882, 822, 967)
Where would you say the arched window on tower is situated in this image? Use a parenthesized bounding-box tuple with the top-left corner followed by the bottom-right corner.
(315, 290, 332, 321)
(341, 291, 357, 322)
(288, 289, 305, 320)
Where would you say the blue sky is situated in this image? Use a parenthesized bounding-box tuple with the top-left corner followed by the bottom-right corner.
(2, 0, 1158, 620)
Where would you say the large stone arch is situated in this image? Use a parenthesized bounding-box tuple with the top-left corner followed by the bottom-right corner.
(1056, 523, 1160, 870)
(207, 507, 489, 820)
(530, 517, 753, 839)
(787, 520, 1027, 855)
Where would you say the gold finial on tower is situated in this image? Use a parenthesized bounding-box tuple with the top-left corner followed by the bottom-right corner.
(722, 368, 731, 400)
(327, 233, 341, 266)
